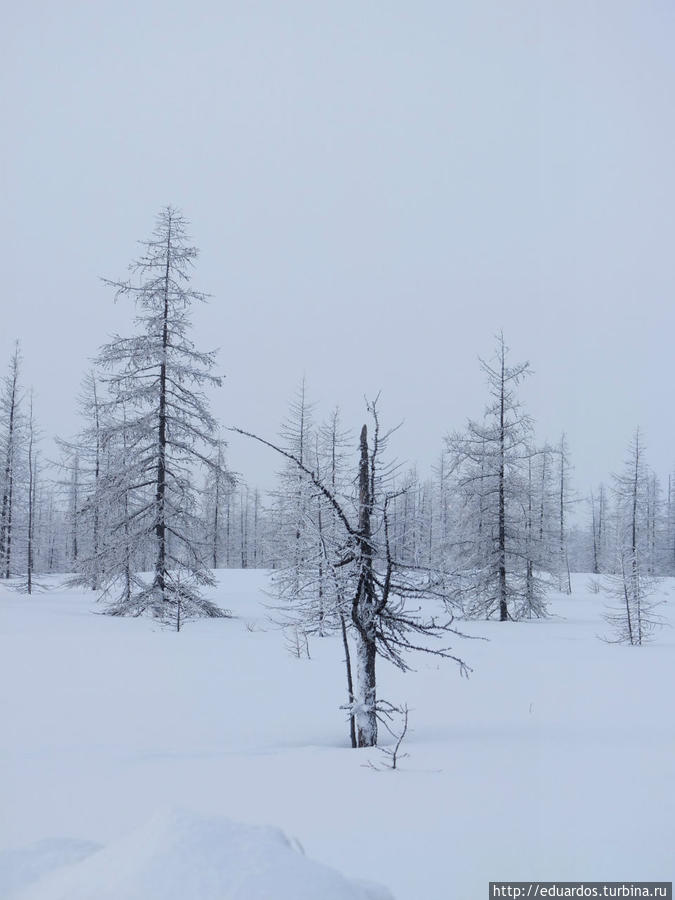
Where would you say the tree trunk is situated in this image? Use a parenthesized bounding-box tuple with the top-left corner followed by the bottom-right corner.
(212, 465, 220, 569)
(598, 485, 604, 570)
(525, 458, 533, 616)
(0, 350, 19, 579)
(352, 424, 378, 746)
(498, 349, 508, 621)
(340, 612, 357, 748)
(92, 378, 101, 591)
(154, 216, 172, 602)
(631, 435, 641, 643)
(591, 491, 599, 575)
(27, 429, 34, 595)
(559, 435, 571, 594)
(5, 468, 14, 580)
(354, 631, 377, 747)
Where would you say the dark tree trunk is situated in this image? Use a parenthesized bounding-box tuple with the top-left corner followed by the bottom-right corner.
(598, 485, 604, 568)
(631, 435, 641, 644)
(240, 487, 248, 568)
(92, 378, 101, 591)
(538, 449, 548, 542)
(591, 490, 599, 575)
(212, 467, 220, 569)
(498, 349, 508, 621)
(225, 495, 231, 568)
(340, 612, 357, 749)
(27, 426, 34, 595)
(5, 469, 14, 580)
(253, 490, 259, 567)
(525, 457, 534, 616)
(559, 435, 572, 594)
(70, 456, 79, 564)
(353, 424, 378, 747)
(0, 352, 19, 579)
(154, 216, 172, 602)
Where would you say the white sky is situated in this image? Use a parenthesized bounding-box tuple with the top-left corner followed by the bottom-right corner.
(2, 1, 674, 497)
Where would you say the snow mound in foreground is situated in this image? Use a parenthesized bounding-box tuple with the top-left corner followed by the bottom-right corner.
(0, 838, 103, 897)
(12, 808, 394, 900)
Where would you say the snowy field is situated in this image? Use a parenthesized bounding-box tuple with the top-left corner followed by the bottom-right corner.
(1, 571, 674, 898)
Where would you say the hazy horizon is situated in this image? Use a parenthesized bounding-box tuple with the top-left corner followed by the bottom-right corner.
(3, 1, 674, 499)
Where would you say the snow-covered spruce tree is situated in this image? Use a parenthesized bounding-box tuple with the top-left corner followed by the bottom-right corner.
(602, 428, 662, 645)
(446, 333, 550, 621)
(233, 399, 470, 748)
(95, 207, 228, 626)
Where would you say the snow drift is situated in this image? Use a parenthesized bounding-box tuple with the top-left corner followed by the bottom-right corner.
(8, 808, 394, 900)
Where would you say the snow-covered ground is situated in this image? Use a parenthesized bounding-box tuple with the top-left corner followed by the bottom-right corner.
(1, 572, 673, 898)
(3, 807, 392, 900)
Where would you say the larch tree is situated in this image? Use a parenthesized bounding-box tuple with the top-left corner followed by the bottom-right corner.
(446, 333, 549, 621)
(589, 484, 607, 575)
(24, 391, 39, 594)
(666, 472, 675, 574)
(203, 440, 236, 570)
(267, 404, 357, 736)
(644, 471, 663, 575)
(95, 206, 228, 627)
(602, 428, 662, 645)
(556, 433, 574, 594)
(0, 343, 24, 579)
(58, 372, 107, 591)
(269, 379, 316, 602)
(270, 403, 354, 656)
(267, 389, 342, 653)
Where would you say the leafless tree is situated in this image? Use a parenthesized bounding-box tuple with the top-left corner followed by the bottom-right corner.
(93, 207, 229, 624)
(232, 399, 471, 748)
(446, 333, 550, 620)
(602, 429, 663, 645)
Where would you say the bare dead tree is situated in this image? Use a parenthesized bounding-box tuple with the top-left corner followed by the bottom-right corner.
(231, 399, 471, 748)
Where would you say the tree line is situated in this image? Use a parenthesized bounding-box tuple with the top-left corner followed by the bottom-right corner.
(1, 207, 671, 743)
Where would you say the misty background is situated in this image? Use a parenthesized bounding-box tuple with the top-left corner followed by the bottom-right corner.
(3, 0, 674, 494)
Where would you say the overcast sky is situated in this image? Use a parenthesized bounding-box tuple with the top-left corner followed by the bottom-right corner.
(3, 0, 674, 498)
